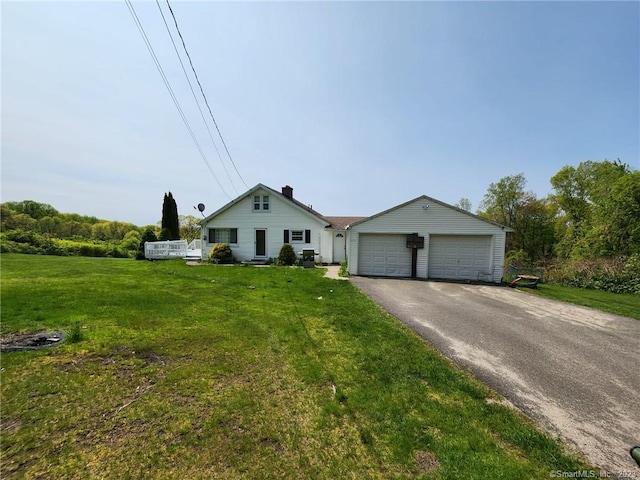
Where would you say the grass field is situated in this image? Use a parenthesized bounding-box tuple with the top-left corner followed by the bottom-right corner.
(520, 283, 640, 320)
(1, 254, 592, 479)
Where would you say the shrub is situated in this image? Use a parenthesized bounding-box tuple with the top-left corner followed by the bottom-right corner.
(158, 228, 172, 241)
(78, 243, 109, 257)
(121, 230, 141, 251)
(0, 239, 41, 254)
(137, 229, 158, 260)
(209, 243, 234, 264)
(108, 245, 129, 258)
(4, 229, 45, 246)
(338, 259, 349, 277)
(277, 244, 297, 266)
(545, 255, 640, 294)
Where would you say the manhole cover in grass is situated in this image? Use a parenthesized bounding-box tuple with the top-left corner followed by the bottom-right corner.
(0, 332, 65, 352)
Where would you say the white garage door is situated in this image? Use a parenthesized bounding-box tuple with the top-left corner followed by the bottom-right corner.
(428, 235, 492, 281)
(358, 234, 412, 277)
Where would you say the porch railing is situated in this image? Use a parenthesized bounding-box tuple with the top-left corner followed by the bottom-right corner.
(187, 239, 202, 251)
(144, 240, 188, 259)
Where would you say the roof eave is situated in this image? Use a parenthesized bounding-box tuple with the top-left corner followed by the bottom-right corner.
(199, 183, 330, 227)
(349, 194, 512, 231)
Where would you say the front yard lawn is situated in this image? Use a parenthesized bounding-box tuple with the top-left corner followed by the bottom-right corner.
(520, 283, 640, 320)
(1, 254, 592, 479)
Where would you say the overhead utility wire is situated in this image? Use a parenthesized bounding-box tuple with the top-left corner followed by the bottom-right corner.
(165, 0, 249, 190)
(154, 0, 238, 195)
(124, 0, 231, 200)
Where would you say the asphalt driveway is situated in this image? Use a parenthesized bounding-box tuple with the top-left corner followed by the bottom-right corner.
(350, 277, 640, 474)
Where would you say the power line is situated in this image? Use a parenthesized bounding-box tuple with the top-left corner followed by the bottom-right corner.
(154, 0, 238, 195)
(164, 0, 249, 190)
(124, 0, 231, 200)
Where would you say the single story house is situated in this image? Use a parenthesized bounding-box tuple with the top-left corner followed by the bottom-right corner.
(199, 184, 361, 265)
(200, 184, 511, 283)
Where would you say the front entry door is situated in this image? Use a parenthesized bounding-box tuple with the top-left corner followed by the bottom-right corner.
(255, 229, 266, 257)
(333, 233, 346, 263)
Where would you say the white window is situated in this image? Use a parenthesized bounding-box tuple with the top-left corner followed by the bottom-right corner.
(254, 194, 270, 211)
(208, 228, 238, 244)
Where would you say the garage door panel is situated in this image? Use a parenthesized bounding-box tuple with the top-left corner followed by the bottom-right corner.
(428, 235, 491, 281)
(459, 258, 473, 267)
(358, 234, 412, 277)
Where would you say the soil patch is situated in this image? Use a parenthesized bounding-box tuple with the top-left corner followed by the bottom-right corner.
(414, 449, 441, 474)
(0, 331, 65, 352)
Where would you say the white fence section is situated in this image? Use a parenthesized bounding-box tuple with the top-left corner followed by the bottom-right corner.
(185, 239, 202, 260)
(145, 240, 188, 260)
(187, 239, 202, 251)
(144, 239, 203, 260)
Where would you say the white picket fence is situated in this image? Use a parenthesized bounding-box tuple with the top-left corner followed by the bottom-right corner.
(144, 239, 202, 260)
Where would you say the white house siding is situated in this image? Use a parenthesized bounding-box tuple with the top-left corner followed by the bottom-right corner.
(347, 197, 507, 282)
(201, 188, 333, 262)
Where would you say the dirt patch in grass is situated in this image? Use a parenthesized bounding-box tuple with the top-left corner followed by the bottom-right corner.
(414, 449, 441, 474)
(0, 417, 22, 434)
(0, 331, 65, 352)
(52, 347, 169, 374)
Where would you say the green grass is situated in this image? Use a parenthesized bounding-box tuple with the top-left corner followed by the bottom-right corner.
(1, 254, 592, 479)
(520, 283, 640, 320)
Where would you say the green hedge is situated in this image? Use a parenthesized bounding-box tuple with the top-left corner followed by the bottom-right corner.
(545, 255, 640, 294)
(0, 234, 131, 258)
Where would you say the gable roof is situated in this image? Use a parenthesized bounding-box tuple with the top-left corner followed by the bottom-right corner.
(200, 185, 513, 232)
(200, 184, 331, 226)
(348, 194, 514, 231)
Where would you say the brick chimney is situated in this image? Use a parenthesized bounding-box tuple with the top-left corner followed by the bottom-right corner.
(282, 185, 293, 199)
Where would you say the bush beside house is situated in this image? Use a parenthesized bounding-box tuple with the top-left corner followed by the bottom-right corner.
(209, 244, 234, 264)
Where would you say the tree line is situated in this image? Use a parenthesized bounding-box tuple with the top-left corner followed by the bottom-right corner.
(473, 159, 639, 294)
(474, 159, 639, 263)
(0, 193, 201, 258)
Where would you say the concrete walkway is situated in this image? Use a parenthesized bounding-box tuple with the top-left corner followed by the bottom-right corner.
(323, 265, 349, 280)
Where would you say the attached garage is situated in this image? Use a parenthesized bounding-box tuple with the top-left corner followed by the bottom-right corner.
(428, 235, 492, 281)
(347, 195, 511, 283)
(358, 234, 412, 277)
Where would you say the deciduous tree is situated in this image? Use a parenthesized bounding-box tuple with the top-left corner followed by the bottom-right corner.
(478, 173, 555, 261)
(179, 215, 201, 243)
(551, 159, 633, 258)
(454, 198, 472, 212)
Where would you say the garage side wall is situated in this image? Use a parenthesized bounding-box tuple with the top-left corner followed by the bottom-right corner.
(348, 198, 507, 282)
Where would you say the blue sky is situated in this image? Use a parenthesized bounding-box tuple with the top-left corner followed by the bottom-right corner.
(2, 1, 638, 226)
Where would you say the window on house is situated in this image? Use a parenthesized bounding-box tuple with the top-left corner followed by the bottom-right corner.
(285, 229, 311, 243)
(208, 228, 238, 244)
(253, 195, 270, 211)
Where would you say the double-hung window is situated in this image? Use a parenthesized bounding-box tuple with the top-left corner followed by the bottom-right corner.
(254, 195, 270, 211)
(208, 228, 238, 244)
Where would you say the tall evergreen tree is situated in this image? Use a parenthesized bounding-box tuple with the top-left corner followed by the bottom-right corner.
(161, 192, 180, 240)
